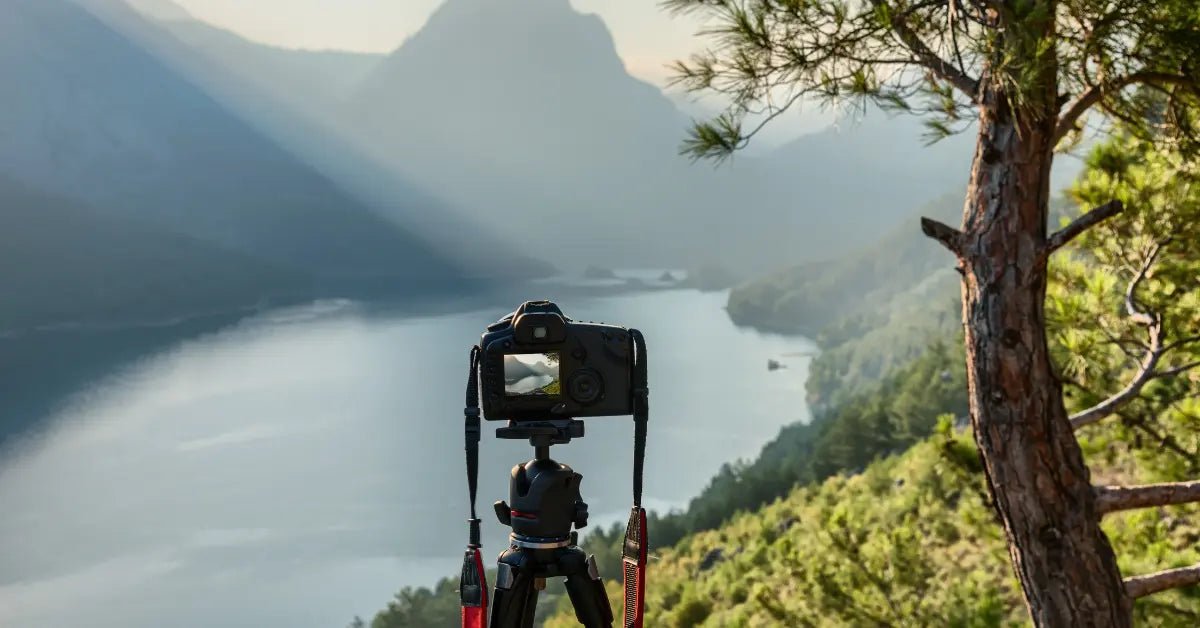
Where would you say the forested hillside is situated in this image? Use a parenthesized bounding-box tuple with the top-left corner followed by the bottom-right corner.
(725, 193, 962, 337)
(546, 429, 1200, 626)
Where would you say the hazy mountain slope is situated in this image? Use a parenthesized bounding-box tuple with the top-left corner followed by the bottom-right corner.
(746, 108, 1086, 246)
(727, 192, 963, 336)
(0, 0, 453, 284)
(345, 0, 763, 268)
(121, 0, 382, 116)
(0, 175, 308, 331)
(750, 112, 975, 244)
(80, 0, 551, 279)
(343, 0, 994, 270)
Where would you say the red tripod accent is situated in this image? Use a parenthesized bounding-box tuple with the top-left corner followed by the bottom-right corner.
(461, 547, 488, 628)
(621, 507, 648, 628)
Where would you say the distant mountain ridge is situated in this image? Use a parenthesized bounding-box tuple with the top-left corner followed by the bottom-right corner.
(342, 0, 987, 269)
(104, 0, 1006, 277)
(344, 0, 742, 266)
(80, 0, 553, 280)
(0, 174, 308, 331)
(113, 0, 988, 273)
(0, 0, 454, 284)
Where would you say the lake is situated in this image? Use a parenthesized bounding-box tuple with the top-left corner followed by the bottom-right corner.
(0, 288, 813, 628)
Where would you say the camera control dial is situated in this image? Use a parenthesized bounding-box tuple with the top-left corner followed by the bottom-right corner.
(566, 369, 604, 405)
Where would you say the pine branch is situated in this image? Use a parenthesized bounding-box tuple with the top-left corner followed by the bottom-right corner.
(1125, 564, 1200, 600)
(1165, 335, 1200, 352)
(1043, 201, 1124, 257)
(1154, 361, 1200, 379)
(1125, 243, 1165, 327)
(1071, 245, 1168, 430)
(1117, 410, 1200, 475)
(869, 0, 980, 100)
(1094, 481, 1200, 515)
(1054, 72, 1199, 144)
(1070, 327, 1164, 430)
(920, 217, 964, 256)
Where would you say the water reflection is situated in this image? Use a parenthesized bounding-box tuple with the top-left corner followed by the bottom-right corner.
(0, 290, 812, 627)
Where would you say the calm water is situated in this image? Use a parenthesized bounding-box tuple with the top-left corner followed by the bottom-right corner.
(0, 289, 812, 628)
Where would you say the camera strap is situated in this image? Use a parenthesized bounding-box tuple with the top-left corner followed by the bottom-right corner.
(460, 345, 488, 628)
(622, 329, 649, 628)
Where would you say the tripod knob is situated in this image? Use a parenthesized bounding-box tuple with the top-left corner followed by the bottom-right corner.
(573, 500, 589, 529)
(494, 500, 512, 526)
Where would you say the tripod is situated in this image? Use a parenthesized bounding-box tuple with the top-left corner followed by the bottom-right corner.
(459, 327, 649, 628)
(488, 420, 613, 628)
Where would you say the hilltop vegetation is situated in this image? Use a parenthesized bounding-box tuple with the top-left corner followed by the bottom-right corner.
(546, 426, 1200, 627)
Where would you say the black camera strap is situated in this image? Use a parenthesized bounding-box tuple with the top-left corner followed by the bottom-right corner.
(623, 329, 649, 628)
(460, 346, 487, 628)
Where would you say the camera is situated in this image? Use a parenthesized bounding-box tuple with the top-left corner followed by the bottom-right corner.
(479, 300, 634, 421)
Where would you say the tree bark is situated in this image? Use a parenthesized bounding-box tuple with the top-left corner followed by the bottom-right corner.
(955, 72, 1132, 626)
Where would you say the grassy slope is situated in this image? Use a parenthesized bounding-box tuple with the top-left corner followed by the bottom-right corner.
(547, 427, 1200, 627)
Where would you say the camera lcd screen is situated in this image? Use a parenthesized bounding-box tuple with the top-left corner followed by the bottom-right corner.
(504, 352, 561, 397)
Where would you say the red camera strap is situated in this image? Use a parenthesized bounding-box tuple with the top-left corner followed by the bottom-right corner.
(461, 346, 487, 627)
(622, 330, 650, 627)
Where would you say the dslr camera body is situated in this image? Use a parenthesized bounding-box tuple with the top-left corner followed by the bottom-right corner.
(479, 300, 634, 422)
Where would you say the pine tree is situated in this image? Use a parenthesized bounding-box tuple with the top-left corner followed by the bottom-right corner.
(664, 1, 1200, 624)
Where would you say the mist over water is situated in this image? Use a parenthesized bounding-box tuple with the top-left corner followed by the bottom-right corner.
(0, 289, 813, 628)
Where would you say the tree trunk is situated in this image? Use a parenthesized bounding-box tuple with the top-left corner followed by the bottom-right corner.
(958, 83, 1132, 624)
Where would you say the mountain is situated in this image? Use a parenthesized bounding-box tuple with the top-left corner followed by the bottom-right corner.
(344, 0, 768, 269)
(121, 0, 190, 21)
(0, 0, 455, 287)
(726, 192, 964, 336)
(341, 0, 996, 270)
(0, 175, 308, 331)
(750, 112, 976, 244)
(112, 0, 382, 119)
(81, 0, 551, 280)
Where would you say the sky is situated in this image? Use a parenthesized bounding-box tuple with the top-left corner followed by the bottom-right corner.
(164, 0, 703, 83)
(158, 0, 834, 141)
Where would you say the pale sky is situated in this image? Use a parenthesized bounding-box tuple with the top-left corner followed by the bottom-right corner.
(161, 0, 833, 141)
(167, 0, 702, 83)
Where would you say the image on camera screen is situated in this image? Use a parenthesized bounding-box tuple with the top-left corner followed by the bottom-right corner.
(504, 352, 561, 397)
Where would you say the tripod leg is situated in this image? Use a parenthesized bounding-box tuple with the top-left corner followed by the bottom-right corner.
(490, 558, 540, 628)
(520, 581, 539, 628)
(563, 554, 614, 628)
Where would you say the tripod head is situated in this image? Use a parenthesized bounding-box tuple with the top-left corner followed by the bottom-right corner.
(496, 418, 584, 460)
(493, 418, 589, 542)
